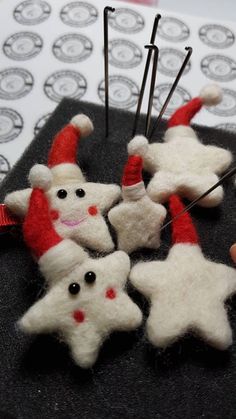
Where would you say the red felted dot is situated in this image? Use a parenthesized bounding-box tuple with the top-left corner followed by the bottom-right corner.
(73, 310, 85, 323)
(50, 209, 59, 221)
(106, 288, 116, 299)
(88, 206, 98, 216)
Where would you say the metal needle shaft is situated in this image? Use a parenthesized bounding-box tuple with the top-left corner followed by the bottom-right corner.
(149, 46, 193, 139)
(132, 14, 161, 137)
(144, 45, 159, 138)
(104, 6, 115, 138)
(160, 166, 236, 231)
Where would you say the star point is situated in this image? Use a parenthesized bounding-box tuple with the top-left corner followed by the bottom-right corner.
(130, 242, 236, 350)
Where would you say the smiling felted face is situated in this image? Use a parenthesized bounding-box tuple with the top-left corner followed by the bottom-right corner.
(4, 114, 121, 252)
(19, 186, 142, 369)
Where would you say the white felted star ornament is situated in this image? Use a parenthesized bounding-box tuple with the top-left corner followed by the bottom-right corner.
(108, 136, 166, 253)
(18, 185, 142, 369)
(130, 195, 236, 350)
(143, 84, 233, 207)
(5, 115, 120, 252)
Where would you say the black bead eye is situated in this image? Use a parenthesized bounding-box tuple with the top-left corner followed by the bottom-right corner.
(68, 283, 80, 295)
(57, 189, 67, 199)
(76, 188, 85, 198)
(84, 271, 96, 284)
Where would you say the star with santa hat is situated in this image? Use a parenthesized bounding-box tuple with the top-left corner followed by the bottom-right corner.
(108, 136, 166, 253)
(18, 178, 142, 369)
(143, 84, 233, 207)
(130, 195, 236, 350)
(5, 114, 120, 252)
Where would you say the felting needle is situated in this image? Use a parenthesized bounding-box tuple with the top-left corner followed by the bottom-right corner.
(160, 166, 236, 231)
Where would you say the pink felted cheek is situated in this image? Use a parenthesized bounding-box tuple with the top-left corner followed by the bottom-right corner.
(73, 310, 85, 323)
(105, 288, 116, 299)
(88, 206, 98, 216)
(50, 209, 60, 221)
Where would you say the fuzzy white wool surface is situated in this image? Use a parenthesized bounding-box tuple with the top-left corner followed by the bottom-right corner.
(51, 163, 86, 184)
(108, 195, 166, 253)
(130, 243, 236, 350)
(147, 171, 224, 207)
(143, 135, 232, 206)
(47, 182, 120, 252)
(19, 250, 142, 369)
(4, 188, 32, 217)
(39, 239, 89, 284)
(128, 135, 148, 156)
(5, 178, 121, 252)
(200, 84, 222, 106)
(143, 137, 233, 175)
(29, 164, 52, 191)
(122, 182, 146, 201)
(70, 114, 94, 137)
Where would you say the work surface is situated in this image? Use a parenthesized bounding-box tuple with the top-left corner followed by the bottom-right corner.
(0, 99, 236, 419)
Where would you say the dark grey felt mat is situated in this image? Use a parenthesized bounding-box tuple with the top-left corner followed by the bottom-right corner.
(0, 99, 236, 419)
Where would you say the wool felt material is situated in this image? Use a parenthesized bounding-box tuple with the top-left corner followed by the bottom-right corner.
(19, 185, 142, 369)
(130, 195, 236, 350)
(108, 136, 166, 253)
(143, 85, 233, 207)
(4, 114, 120, 253)
(1, 99, 236, 419)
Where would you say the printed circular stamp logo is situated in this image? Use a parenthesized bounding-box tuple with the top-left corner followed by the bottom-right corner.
(44, 70, 87, 102)
(0, 108, 23, 143)
(108, 39, 142, 69)
(3, 32, 43, 61)
(108, 8, 144, 34)
(201, 55, 236, 82)
(53, 34, 93, 63)
(0, 155, 10, 182)
(0, 68, 34, 100)
(34, 113, 51, 136)
(158, 17, 190, 42)
(60, 2, 98, 27)
(153, 84, 191, 115)
(216, 123, 236, 133)
(14, 0, 51, 25)
(199, 24, 234, 49)
(206, 88, 236, 117)
(159, 48, 191, 77)
(98, 76, 139, 109)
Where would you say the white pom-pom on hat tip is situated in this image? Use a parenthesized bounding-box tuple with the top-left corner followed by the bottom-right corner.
(199, 84, 223, 106)
(128, 135, 149, 156)
(70, 114, 94, 137)
(29, 164, 53, 191)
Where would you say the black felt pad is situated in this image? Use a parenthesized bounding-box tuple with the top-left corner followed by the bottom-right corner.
(0, 99, 236, 419)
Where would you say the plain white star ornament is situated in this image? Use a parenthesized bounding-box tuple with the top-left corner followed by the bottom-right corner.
(143, 85, 233, 207)
(18, 176, 142, 369)
(130, 195, 236, 350)
(108, 136, 166, 253)
(4, 114, 120, 252)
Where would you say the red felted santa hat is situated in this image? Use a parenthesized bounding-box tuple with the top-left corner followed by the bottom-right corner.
(169, 194, 199, 245)
(122, 136, 148, 201)
(23, 168, 62, 259)
(165, 84, 222, 141)
(23, 165, 88, 276)
(47, 114, 94, 184)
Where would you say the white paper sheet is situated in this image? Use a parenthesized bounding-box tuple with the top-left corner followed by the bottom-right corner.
(0, 0, 235, 180)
